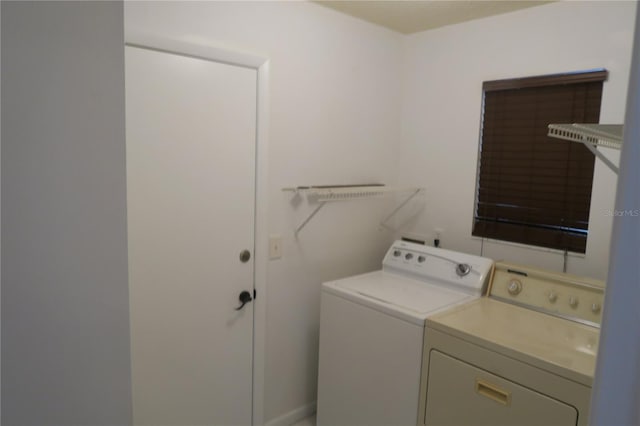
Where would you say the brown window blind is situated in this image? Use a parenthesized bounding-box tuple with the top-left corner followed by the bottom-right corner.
(473, 70, 607, 253)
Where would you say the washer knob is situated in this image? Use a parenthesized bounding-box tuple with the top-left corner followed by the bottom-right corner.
(418, 256, 426, 263)
(456, 263, 471, 277)
(507, 279, 522, 296)
(591, 302, 601, 314)
(393, 250, 401, 257)
(569, 296, 579, 308)
(405, 253, 413, 261)
(548, 291, 558, 303)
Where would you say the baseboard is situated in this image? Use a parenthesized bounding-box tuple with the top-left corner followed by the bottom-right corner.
(264, 401, 317, 426)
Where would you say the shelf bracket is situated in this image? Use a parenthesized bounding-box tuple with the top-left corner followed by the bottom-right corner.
(581, 139, 619, 174)
(380, 188, 423, 231)
(294, 201, 327, 236)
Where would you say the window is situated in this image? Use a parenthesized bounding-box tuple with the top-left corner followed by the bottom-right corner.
(473, 69, 608, 253)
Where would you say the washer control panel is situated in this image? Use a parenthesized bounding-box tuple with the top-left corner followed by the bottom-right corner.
(490, 262, 605, 326)
(383, 240, 494, 295)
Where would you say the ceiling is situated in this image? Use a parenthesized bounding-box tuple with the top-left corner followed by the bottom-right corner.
(314, 1, 553, 34)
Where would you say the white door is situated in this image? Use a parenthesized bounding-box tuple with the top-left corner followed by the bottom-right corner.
(125, 45, 257, 426)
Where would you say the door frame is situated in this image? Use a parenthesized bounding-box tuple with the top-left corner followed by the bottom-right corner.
(125, 32, 270, 426)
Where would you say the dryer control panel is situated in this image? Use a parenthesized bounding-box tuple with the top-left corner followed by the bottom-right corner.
(490, 262, 605, 326)
(382, 240, 494, 296)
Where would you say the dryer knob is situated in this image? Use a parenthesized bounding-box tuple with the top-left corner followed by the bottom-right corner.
(569, 296, 579, 309)
(507, 279, 522, 296)
(591, 303, 601, 314)
(548, 291, 558, 303)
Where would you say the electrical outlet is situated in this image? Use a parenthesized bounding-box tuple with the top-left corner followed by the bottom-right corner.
(269, 235, 283, 259)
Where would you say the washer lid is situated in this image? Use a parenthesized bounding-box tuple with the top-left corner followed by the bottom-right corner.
(323, 271, 475, 325)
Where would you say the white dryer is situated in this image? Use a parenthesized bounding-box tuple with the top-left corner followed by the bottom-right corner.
(316, 240, 494, 426)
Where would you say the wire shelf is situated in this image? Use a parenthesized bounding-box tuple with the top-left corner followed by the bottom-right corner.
(283, 185, 424, 235)
(548, 123, 623, 174)
(283, 185, 414, 202)
(548, 123, 623, 149)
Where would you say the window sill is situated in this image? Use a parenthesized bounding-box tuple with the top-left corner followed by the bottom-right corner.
(471, 236, 587, 259)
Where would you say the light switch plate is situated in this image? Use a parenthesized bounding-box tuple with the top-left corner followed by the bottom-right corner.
(269, 235, 283, 259)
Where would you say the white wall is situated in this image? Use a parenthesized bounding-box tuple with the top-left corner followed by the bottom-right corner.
(124, 2, 403, 423)
(1, 2, 132, 424)
(399, 1, 636, 280)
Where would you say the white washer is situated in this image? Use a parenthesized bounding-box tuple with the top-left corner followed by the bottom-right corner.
(316, 240, 494, 426)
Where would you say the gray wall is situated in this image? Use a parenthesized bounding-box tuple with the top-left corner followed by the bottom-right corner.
(1, 2, 132, 425)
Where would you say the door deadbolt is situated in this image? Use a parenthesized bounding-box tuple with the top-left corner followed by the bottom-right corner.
(239, 249, 251, 263)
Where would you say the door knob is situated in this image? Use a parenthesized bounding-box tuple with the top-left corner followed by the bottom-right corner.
(239, 249, 251, 263)
(235, 290, 253, 311)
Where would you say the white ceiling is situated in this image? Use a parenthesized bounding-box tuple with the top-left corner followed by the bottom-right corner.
(314, 1, 553, 34)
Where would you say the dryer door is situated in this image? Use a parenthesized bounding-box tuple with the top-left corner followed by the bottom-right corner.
(425, 351, 578, 426)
